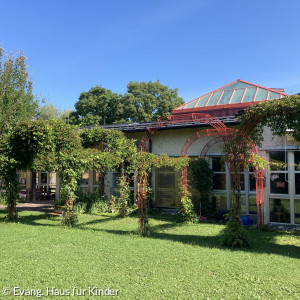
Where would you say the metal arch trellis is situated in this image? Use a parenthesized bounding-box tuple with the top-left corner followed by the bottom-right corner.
(137, 113, 229, 231)
(180, 128, 234, 190)
(138, 113, 229, 152)
(138, 112, 265, 229)
(180, 126, 265, 228)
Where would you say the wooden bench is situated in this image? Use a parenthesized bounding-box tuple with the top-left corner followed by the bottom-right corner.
(47, 205, 65, 217)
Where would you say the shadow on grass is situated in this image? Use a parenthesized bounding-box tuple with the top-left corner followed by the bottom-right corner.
(1, 209, 299, 259)
(0, 209, 123, 229)
(18, 213, 59, 227)
(97, 227, 300, 259)
(0, 209, 61, 228)
(77, 215, 121, 227)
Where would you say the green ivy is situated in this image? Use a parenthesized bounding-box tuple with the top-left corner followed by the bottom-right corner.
(189, 158, 215, 218)
(238, 95, 300, 145)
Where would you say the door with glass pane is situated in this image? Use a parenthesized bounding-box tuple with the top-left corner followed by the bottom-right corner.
(36, 171, 57, 199)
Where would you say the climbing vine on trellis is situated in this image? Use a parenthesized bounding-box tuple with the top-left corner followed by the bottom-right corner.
(221, 94, 300, 246)
(2, 122, 126, 224)
(3, 120, 85, 223)
(238, 94, 300, 145)
(133, 152, 190, 235)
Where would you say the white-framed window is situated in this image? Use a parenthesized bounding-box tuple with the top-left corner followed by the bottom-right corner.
(110, 171, 137, 205)
(294, 152, 300, 224)
(268, 151, 290, 223)
(80, 170, 90, 193)
(267, 150, 300, 224)
(35, 171, 57, 199)
(210, 156, 257, 215)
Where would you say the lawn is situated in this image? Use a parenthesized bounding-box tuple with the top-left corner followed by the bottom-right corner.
(0, 209, 299, 300)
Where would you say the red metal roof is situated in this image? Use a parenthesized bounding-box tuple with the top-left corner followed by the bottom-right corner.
(172, 79, 289, 117)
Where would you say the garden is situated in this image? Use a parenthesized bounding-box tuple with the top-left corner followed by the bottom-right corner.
(1, 46, 300, 300)
(0, 209, 299, 299)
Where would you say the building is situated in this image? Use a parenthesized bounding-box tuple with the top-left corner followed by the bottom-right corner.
(19, 79, 300, 225)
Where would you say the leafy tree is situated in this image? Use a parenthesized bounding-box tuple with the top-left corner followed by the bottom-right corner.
(36, 101, 63, 120)
(71, 81, 184, 126)
(120, 80, 184, 123)
(0, 48, 37, 135)
(70, 86, 122, 126)
(61, 108, 74, 124)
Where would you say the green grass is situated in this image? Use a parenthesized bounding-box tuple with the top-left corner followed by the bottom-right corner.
(0, 209, 299, 299)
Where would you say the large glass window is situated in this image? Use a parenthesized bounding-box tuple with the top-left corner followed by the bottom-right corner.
(40, 172, 48, 184)
(80, 170, 90, 192)
(155, 166, 179, 208)
(294, 152, 300, 195)
(269, 151, 288, 194)
(254, 88, 268, 101)
(18, 171, 27, 190)
(268, 151, 299, 224)
(207, 91, 222, 106)
(242, 88, 256, 102)
(240, 195, 246, 214)
(218, 90, 233, 105)
(270, 173, 289, 194)
(247, 167, 257, 214)
(81, 171, 89, 185)
(248, 195, 257, 214)
(212, 193, 227, 210)
(195, 94, 210, 107)
(211, 156, 228, 213)
(35, 171, 57, 199)
(295, 199, 300, 224)
(212, 157, 226, 190)
(270, 198, 290, 223)
(229, 88, 244, 104)
(249, 168, 256, 191)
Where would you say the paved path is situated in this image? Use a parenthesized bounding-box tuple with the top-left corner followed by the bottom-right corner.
(0, 200, 55, 212)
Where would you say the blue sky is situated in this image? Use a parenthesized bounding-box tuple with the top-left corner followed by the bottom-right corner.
(1, 0, 300, 110)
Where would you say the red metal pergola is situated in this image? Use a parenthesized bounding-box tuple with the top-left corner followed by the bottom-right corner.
(138, 112, 265, 227)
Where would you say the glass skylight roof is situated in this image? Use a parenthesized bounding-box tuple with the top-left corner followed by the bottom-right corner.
(174, 79, 288, 111)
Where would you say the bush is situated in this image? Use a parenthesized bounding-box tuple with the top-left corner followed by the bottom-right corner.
(109, 196, 118, 213)
(221, 216, 251, 248)
(18, 192, 27, 203)
(74, 190, 109, 214)
(89, 201, 110, 214)
(0, 189, 6, 205)
(201, 196, 217, 219)
(61, 212, 78, 227)
(189, 158, 216, 219)
(74, 202, 87, 214)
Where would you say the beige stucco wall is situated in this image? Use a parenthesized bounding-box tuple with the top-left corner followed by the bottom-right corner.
(260, 127, 298, 149)
(152, 127, 223, 156)
(126, 127, 225, 156)
(133, 126, 299, 156)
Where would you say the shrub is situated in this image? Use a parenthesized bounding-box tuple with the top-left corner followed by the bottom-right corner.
(74, 202, 87, 214)
(189, 158, 216, 219)
(221, 216, 251, 248)
(109, 195, 118, 213)
(74, 190, 109, 214)
(89, 201, 110, 214)
(61, 212, 78, 227)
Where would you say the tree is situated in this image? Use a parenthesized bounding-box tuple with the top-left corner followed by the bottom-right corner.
(36, 101, 63, 120)
(70, 86, 122, 126)
(0, 48, 37, 135)
(120, 80, 184, 123)
(71, 81, 184, 126)
(0, 47, 37, 220)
